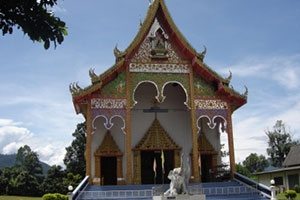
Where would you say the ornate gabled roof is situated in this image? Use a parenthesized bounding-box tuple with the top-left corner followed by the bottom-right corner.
(71, 0, 247, 113)
(134, 118, 181, 150)
(198, 133, 217, 154)
(94, 131, 122, 156)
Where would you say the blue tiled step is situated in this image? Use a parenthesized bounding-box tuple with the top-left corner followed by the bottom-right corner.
(78, 181, 269, 200)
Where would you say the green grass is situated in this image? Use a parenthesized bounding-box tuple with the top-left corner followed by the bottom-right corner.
(277, 193, 300, 200)
(0, 196, 42, 200)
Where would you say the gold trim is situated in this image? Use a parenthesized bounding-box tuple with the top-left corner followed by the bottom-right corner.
(125, 64, 133, 184)
(227, 106, 235, 180)
(198, 134, 217, 154)
(86, 98, 92, 184)
(189, 67, 200, 182)
(133, 118, 181, 150)
(94, 131, 123, 156)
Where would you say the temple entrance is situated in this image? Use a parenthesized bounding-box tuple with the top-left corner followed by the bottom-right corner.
(201, 154, 213, 182)
(141, 150, 174, 184)
(101, 157, 117, 185)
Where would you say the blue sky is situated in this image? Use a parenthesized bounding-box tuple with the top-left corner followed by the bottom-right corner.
(0, 0, 300, 166)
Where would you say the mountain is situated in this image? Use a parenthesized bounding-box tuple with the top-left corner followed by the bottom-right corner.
(0, 154, 51, 175)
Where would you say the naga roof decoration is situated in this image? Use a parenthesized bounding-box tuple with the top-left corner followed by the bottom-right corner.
(133, 118, 181, 151)
(71, 0, 247, 114)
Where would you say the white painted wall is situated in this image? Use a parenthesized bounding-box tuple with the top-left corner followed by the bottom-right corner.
(91, 117, 106, 178)
(199, 118, 222, 165)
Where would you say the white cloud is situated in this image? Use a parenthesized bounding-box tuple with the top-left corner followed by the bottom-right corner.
(0, 119, 22, 126)
(214, 54, 300, 163)
(0, 118, 70, 166)
(0, 121, 33, 150)
(233, 95, 300, 163)
(218, 54, 300, 90)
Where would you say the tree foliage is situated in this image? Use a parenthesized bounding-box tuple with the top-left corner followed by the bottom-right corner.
(0, 145, 43, 196)
(42, 165, 66, 194)
(236, 163, 252, 177)
(243, 153, 269, 173)
(0, 0, 67, 49)
(0, 166, 41, 196)
(15, 145, 43, 176)
(63, 172, 82, 191)
(64, 122, 86, 178)
(266, 120, 299, 167)
(14, 170, 41, 196)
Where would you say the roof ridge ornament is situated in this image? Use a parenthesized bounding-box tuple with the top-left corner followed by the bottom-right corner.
(113, 44, 125, 63)
(196, 45, 207, 62)
(223, 70, 232, 86)
(149, 0, 155, 6)
(243, 86, 248, 97)
(69, 82, 83, 95)
(139, 15, 143, 28)
(89, 68, 98, 84)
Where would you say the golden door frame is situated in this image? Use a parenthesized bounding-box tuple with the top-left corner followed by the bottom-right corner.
(132, 118, 182, 184)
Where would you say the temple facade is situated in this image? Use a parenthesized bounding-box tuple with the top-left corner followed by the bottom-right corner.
(70, 0, 247, 186)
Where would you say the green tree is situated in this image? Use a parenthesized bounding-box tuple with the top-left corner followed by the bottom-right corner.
(64, 122, 86, 178)
(266, 120, 299, 167)
(236, 163, 252, 177)
(0, 0, 67, 49)
(42, 165, 66, 194)
(1, 166, 22, 195)
(63, 172, 82, 192)
(0, 169, 5, 195)
(243, 153, 269, 173)
(14, 170, 41, 196)
(15, 145, 43, 176)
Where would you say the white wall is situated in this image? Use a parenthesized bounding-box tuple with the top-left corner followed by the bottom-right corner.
(198, 118, 222, 165)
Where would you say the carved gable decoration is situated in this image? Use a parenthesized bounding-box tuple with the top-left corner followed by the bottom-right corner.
(134, 118, 181, 150)
(130, 18, 189, 74)
(95, 131, 122, 156)
(198, 133, 217, 154)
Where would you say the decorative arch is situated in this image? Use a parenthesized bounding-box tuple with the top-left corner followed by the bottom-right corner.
(92, 114, 126, 135)
(132, 80, 160, 108)
(161, 81, 190, 109)
(196, 115, 227, 134)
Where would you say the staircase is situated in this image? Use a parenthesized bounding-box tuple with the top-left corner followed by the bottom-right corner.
(73, 179, 269, 200)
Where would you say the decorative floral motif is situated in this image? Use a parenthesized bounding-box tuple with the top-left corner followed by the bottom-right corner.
(194, 99, 227, 110)
(129, 63, 189, 73)
(130, 38, 152, 63)
(130, 29, 187, 67)
(101, 71, 126, 97)
(91, 98, 127, 109)
(193, 74, 215, 97)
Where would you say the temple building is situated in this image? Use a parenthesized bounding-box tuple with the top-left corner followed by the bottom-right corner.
(70, 0, 247, 186)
